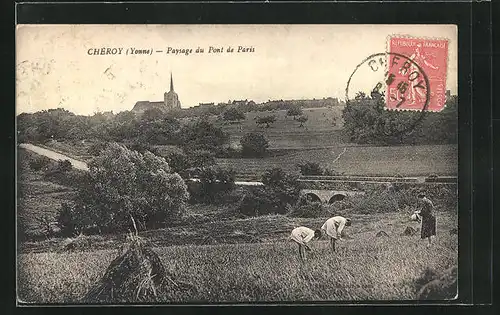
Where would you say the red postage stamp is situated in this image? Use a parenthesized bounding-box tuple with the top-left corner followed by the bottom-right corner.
(386, 36, 448, 112)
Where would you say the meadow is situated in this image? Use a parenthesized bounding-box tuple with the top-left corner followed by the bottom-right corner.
(17, 211, 458, 303)
(217, 144, 458, 176)
(211, 107, 345, 150)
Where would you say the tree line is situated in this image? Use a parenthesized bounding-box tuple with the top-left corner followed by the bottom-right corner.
(342, 92, 458, 145)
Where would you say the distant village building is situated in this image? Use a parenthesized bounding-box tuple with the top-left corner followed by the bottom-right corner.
(232, 99, 249, 106)
(132, 72, 182, 113)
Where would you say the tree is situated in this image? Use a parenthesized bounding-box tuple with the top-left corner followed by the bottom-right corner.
(181, 119, 229, 152)
(109, 111, 139, 141)
(286, 106, 303, 120)
(256, 115, 277, 128)
(222, 107, 245, 122)
(240, 132, 269, 157)
(262, 168, 300, 208)
(296, 115, 308, 127)
(72, 143, 189, 232)
(136, 117, 181, 145)
(166, 151, 191, 176)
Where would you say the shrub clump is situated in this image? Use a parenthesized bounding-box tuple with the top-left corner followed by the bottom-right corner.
(416, 266, 457, 300)
(187, 166, 236, 204)
(288, 201, 325, 218)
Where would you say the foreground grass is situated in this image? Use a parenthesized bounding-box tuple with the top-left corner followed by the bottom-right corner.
(18, 212, 457, 303)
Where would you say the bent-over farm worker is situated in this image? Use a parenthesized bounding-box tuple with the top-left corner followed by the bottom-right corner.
(321, 216, 351, 252)
(415, 193, 437, 248)
(410, 211, 422, 222)
(290, 226, 322, 261)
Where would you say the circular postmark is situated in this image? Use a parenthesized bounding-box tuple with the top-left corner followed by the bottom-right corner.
(345, 52, 431, 138)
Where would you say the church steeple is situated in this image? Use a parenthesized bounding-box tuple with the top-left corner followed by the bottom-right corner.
(170, 72, 174, 92)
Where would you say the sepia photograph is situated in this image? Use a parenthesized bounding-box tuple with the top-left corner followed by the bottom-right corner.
(16, 24, 458, 304)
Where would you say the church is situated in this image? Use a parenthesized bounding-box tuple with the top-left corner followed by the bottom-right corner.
(132, 73, 182, 113)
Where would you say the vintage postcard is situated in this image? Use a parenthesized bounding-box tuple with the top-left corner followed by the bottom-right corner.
(16, 24, 458, 304)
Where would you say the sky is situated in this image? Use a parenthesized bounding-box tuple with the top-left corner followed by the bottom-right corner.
(16, 24, 457, 116)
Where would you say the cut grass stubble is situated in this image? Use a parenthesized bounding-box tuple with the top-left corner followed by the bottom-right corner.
(18, 230, 457, 303)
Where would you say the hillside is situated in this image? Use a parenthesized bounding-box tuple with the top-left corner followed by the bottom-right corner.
(17, 148, 76, 240)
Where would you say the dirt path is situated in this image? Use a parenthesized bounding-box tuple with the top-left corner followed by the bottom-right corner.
(19, 143, 89, 171)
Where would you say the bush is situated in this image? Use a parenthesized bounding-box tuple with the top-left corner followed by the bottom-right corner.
(43, 159, 73, 180)
(181, 119, 229, 153)
(238, 187, 281, 216)
(87, 141, 109, 156)
(392, 183, 457, 212)
(351, 188, 399, 214)
(296, 115, 308, 127)
(289, 201, 324, 218)
(125, 142, 159, 155)
(286, 106, 303, 120)
(323, 168, 339, 176)
(222, 107, 245, 122)
(261, 168, 300, 207)
(71, 143, 189, 233)
(57, 202, 77, 237)
(165, 151, 191, 176)
(189, 166, 236, 204)
(238, 169, 299, 217)
(297, 162, 323, 176)
(240, 132, 269, 157)
(256, 115, 277, 128)
(28, 154, 51, 172)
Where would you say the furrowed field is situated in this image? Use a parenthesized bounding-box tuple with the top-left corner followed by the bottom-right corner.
(18, 211, 458, 303)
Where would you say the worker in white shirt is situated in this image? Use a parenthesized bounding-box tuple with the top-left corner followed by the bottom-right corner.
(321, 216, 352, 252)
(290, 226, 322, 261)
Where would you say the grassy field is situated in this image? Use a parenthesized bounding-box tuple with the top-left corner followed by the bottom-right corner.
(217, 144, 458, 176)
(18, 211, 458, 303)
(211, 107, 345, 149)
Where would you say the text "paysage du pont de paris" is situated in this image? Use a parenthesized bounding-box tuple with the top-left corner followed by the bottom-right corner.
(87, 46, 255, 56)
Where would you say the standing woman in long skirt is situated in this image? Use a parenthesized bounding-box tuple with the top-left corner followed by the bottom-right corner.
(416, 193, 437, 247)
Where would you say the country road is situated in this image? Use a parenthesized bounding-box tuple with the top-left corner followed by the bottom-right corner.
(19, 143, 89, 171)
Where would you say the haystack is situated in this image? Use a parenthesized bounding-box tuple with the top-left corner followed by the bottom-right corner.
(59, 233, 92, 252)
(402, 226, 417, 236)
(83, 234, 166, 303)
(83, 232, 195, 303)
(375, 230, 389, 237)
(417, 266, 457, 300)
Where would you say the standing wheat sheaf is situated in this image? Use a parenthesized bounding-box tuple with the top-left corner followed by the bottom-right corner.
(82, 216, 195, 303)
